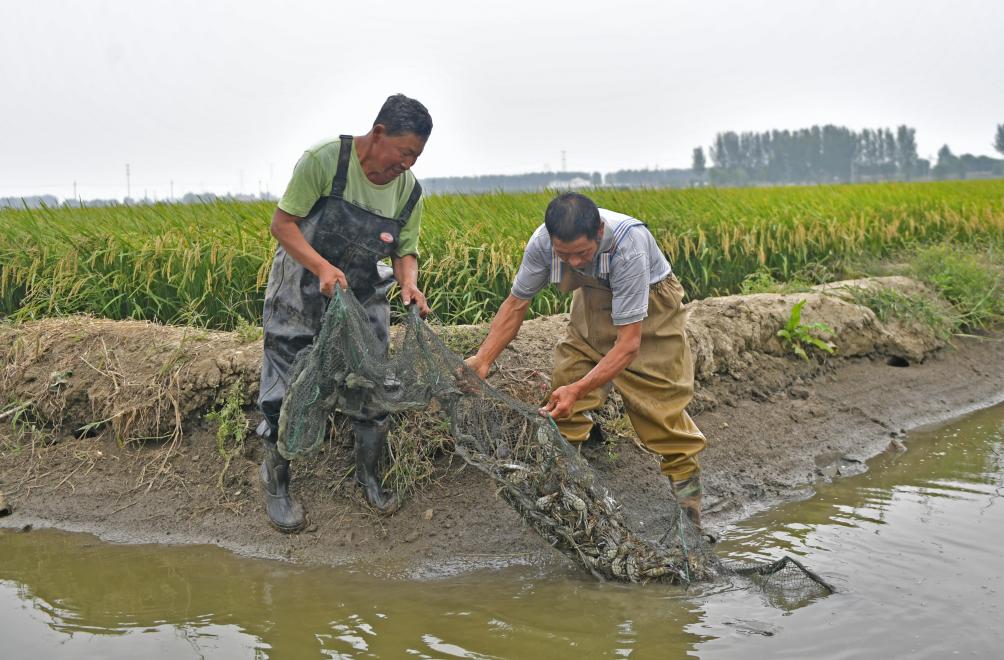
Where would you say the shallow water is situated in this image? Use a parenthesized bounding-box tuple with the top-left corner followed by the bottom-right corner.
(2, 403, 1003, 659)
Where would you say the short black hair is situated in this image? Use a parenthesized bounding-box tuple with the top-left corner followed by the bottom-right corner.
(544, 193, 602, 242)
(374, 94, 433, 140)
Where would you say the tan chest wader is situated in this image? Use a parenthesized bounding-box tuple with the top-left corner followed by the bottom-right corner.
(256, 135, 422, 530)
(549, 236, 708, 528)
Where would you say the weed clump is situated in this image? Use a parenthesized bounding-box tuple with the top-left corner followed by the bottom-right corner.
(909, 245, 1003, 329)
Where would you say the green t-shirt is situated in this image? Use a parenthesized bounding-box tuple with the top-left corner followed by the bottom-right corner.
(278, 138, 423, 258)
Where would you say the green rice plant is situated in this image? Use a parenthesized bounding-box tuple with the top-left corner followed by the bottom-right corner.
(2, 180, 1004, 328)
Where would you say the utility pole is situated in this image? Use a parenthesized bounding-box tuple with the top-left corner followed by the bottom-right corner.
(73, 181, 77, 201)
(125, 163, 131, 199)
(561, 150, 567, 172)
(170, 180, 174, 201)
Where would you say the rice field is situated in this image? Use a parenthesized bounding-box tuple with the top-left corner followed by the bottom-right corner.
(2, 180, 1003, 329)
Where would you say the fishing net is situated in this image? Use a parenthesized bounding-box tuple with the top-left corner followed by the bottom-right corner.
(278, 289, 834, 595)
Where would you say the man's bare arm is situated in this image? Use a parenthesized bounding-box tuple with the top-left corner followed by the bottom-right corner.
(270, 207, 347, 296)
(465, 294, 532, 378)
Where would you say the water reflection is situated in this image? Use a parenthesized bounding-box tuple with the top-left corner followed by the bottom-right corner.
(699, 405, 1004, 659)
(0, 527, 710, 658)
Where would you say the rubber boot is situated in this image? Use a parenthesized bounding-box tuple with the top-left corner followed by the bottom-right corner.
(353, 418, 400, 515)
(672, 474, 715, 543)
(258, 422, 306, 533)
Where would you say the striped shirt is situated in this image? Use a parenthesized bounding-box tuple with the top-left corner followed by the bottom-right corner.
(511, 209, 672, 325)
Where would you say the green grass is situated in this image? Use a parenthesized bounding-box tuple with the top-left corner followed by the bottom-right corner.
(3, 179, 1004, 328)
(842, 242, 1004, 335)
(846, 287, 957, 339)
(908, 244, 1004, 328)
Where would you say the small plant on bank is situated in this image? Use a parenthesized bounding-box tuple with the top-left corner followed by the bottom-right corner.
(777, 300, 836, 361)
(601, 416, 641, 461)
(740, 267, 816, 295)
(205, 380, 250, 489)
(602, 436, 620, 461)
(0, 400, 41, 457)
(234, 317, 263, 344)
(740, 268, 781, 294)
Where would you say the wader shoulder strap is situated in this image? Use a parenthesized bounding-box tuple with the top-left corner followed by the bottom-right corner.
(329, 135, 354, 198)
(549, 250, 563, 284)
(397, 181, 423, 222)
(598, 219, 645, 277)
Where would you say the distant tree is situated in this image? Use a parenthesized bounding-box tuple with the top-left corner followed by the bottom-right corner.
(710, 132, 742, 169)
(995, 124, 1004, 157)
(820, 124, 855, 182)
(883, 130, 898, 172)
(710, 133, 727, 169)
(895, 125, 918, 179)
(933, 145, 960, 180)
(691, 147, 706, 176)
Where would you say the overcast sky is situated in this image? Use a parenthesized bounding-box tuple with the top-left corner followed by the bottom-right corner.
(2, 0, 1002, 201)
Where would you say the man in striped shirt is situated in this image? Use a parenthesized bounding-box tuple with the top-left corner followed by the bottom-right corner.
(465, 192, 708, 530)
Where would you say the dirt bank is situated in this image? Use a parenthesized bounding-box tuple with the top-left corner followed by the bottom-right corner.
(2, 277, 1002, 576)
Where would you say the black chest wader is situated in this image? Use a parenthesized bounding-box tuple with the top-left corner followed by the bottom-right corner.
(256, 135, 421, 528)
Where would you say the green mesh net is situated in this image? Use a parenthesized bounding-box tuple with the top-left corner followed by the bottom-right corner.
(278, 289, 834, 594)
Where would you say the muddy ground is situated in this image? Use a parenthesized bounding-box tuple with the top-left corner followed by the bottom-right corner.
(1, 277, 1002, 577)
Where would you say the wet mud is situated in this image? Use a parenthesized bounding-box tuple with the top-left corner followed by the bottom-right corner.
(1, 277, 1002, 576)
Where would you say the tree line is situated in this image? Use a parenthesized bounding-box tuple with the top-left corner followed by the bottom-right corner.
(703, 125, 924, 185)
(698, 123, 1004, 186)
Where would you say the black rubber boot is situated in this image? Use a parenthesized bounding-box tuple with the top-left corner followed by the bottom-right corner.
(258, 421, 306, 533)
(352, 418, 400, 515)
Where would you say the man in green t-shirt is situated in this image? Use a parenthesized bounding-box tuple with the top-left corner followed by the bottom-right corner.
(257, 94, 432, 532)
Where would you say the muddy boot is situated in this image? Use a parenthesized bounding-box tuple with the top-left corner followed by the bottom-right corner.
(672, 474, 716, 543)
(258, 421, 306, 533)
(353, 418, 400, 515)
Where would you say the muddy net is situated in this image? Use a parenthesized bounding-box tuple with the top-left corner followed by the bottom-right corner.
(278, 289, 834, 597)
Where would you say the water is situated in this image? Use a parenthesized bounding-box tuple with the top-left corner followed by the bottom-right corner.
(2, 403, 1003, 659)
